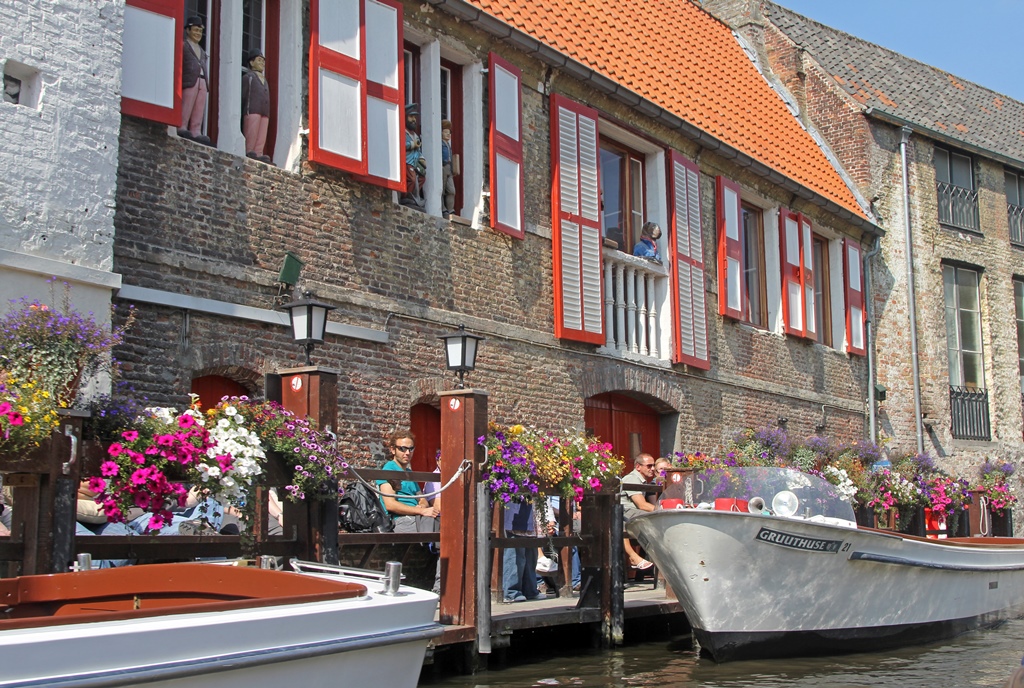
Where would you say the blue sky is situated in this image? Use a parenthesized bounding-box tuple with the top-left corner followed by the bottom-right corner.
(774, 1, 1024, 102)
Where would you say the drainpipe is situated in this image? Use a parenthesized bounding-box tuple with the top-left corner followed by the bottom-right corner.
(863, 235, 881, 443)
(900, 126, 926, 453)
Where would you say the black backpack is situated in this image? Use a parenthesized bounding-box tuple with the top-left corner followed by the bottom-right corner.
(339, 481, 395, 533)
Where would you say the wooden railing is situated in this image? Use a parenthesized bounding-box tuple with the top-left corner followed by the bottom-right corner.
(0, 423, 627, 648)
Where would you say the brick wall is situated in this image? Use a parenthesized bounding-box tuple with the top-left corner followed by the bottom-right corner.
(111, 0, 869, 467)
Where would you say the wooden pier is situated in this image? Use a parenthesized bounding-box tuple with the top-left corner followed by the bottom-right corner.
(0, 375, 688, 674)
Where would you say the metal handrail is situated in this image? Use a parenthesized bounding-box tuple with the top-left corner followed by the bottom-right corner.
(949, 385, 990, 441)
(1009, 204, 1024, 246)
(936, 181, 980, 231)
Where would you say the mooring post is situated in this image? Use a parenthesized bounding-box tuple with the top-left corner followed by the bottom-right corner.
(439, 388, 489, 639)
(274, 366, 339, 563)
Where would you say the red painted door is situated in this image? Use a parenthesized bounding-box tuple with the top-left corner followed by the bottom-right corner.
(584, 392, 661, 473)
(410, 403, 441, 472)
(190, 375, 249, 410)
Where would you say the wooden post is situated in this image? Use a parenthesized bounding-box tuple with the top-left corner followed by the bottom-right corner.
(275, 366, 338, 562)
(438, 389, 488, 633)
(1, 413, 86, 576)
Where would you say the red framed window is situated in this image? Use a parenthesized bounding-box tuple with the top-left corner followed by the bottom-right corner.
(121, 0, 184, 126)
(488, 53, 524, 238)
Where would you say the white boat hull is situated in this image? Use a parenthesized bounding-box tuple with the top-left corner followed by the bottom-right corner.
(627, 510, 1024, 661)
(0, 565, 440, 687)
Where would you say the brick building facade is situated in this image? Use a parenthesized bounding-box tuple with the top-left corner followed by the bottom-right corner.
(704, 1, 1024, 489)
(106, 0, 878, 468)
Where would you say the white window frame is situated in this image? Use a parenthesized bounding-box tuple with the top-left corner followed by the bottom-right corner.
(597, 118, 670, 356)
(401, 30, 483, 223)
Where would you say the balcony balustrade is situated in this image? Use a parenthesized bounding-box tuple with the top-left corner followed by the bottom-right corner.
(600, 249, 671, 364)
(936, 182, 980, 232)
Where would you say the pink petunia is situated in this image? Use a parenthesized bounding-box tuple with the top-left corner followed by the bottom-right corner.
(7, 411, 22, 426)
(0, 401, 10, 415)
(121, 429, 139, 442)
(148, 513, 166, 531)
(130, 468, 150, 486)
(107, 442, 124, 456)
(100, 460, 120, 477)
(177, 414, 196, 429)
(87, 476, 107, 493)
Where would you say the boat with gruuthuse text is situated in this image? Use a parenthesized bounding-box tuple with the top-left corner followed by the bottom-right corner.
(626, 466, 1024, 662)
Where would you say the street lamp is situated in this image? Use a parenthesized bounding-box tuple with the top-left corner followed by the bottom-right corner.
(280, 290, 336, 365)
(438, 324, 484, 388)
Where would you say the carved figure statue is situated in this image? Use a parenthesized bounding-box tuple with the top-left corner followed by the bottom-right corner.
(241, 49, 272, 164)
(401, 104, 426, 208)
(178, 16, 212, 146)
(441, 119, 457, 217)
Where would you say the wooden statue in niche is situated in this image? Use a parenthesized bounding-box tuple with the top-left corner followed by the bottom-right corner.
(241, 49, 273, 164)
(179, 16, 212, 146)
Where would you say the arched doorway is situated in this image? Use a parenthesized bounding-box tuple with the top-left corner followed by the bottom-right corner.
(191, 375, 249, 410)
(585, 392, 661, 470)
(409, 403, 441, 472)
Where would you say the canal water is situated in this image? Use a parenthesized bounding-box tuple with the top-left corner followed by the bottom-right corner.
(424, 618, 1024, 687)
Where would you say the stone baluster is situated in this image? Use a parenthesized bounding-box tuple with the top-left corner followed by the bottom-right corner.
(625, 266, 637, 353)
(614, 263, 626, 351)
(646, 274, 659, 359)
(604, 260, 615, 349)
(637, 272, 648, 356)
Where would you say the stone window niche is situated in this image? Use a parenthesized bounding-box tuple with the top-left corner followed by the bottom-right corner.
(3, 60, 41, 108)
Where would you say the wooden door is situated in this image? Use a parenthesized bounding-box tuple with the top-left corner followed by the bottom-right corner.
(191, 375, 249, 409)
(584, 392, 660, 473)
(410, 403, 441, 472)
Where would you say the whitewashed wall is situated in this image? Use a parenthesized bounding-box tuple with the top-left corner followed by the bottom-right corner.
(0, 0, 122, 282)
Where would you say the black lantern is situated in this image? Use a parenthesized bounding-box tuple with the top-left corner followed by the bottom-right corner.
(280, 290, 336, 365)
(438, 324, 484, 388)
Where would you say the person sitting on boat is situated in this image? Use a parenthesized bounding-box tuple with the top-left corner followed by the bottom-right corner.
(377, 429, 441, 594)
(621, 453, 657, 571)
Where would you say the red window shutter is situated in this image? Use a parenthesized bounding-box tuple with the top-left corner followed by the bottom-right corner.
(121, 0, 184, 126)
(669, 152, 709, 369)
(309, 0, 404, 190)
(844, 238, 866, 356)
(362, 0, 404, 189)
(551, 94, 604, 344)
(779, 208, 806, 337)
(489, 53, 525, 238)
(716, 176, 744, 320)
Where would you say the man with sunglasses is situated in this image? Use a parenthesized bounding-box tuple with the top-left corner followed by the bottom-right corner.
(377, 429, 441, 593)
(377, 429, 439, 530)
(621, 453, 657, 571)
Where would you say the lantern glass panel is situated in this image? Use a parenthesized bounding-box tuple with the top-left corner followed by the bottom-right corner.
(291, 308, 309, 341)
(445, 337, 464, 369)
(310, 304, 327, 341)
(464, 337, 477, 369)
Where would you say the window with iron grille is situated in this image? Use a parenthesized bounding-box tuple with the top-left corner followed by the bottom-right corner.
(1006, 170, 1024, 247)
(944, 264, 989, 440)
(935, 147, 979, 232)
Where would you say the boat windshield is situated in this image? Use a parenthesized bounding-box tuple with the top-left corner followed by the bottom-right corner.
(660, 466, 856, 522)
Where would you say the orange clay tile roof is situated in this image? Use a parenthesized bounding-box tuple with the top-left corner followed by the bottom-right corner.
(463, 0, 867, 220)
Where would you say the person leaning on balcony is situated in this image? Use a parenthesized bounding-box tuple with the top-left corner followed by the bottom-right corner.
(632, 221, 662, 262)
(621, 453, 656, 570)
